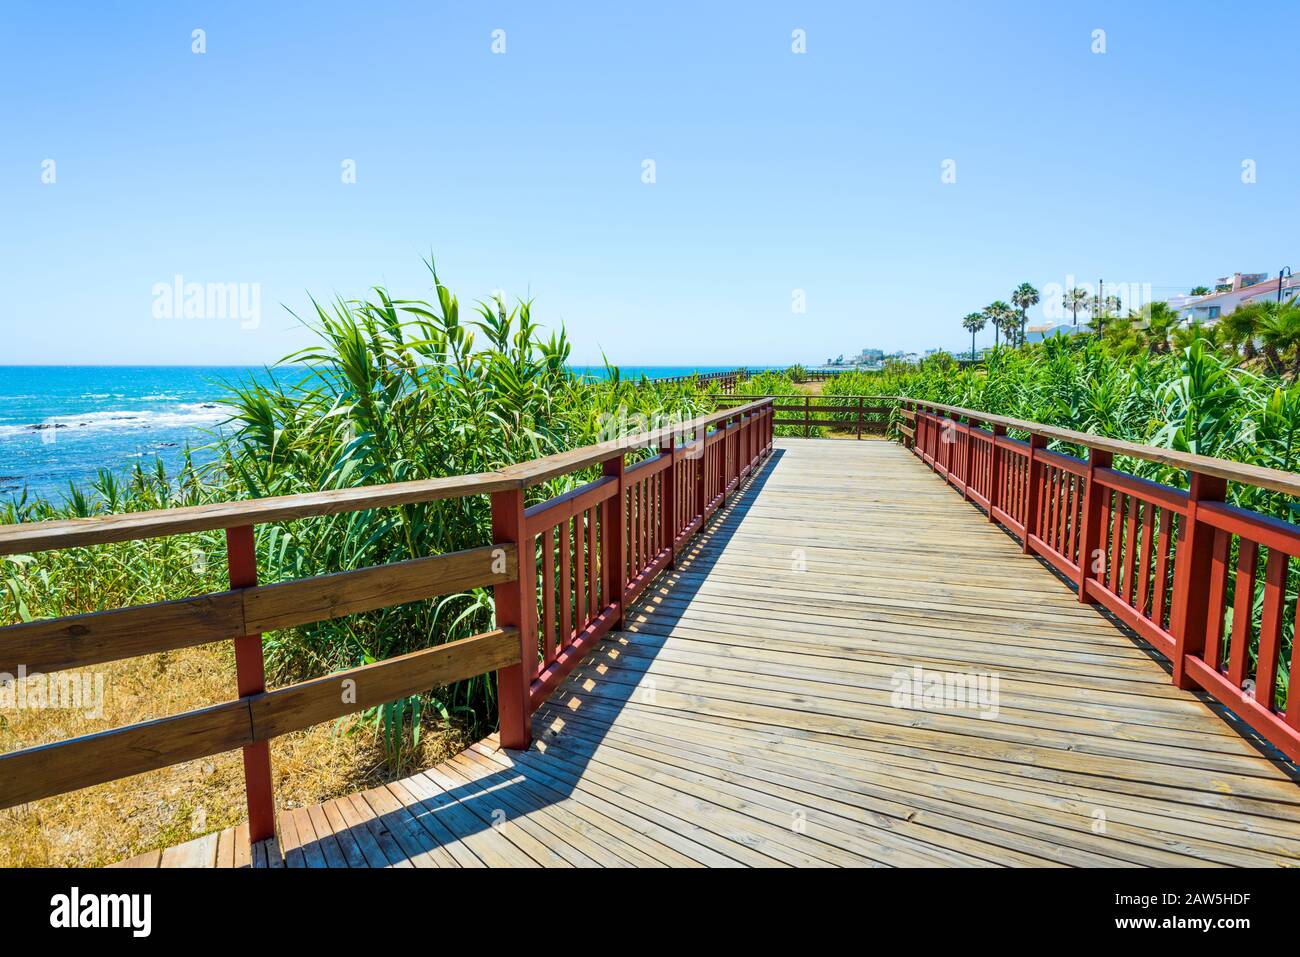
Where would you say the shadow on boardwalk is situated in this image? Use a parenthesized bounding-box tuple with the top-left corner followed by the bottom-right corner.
(279, 449, 788, 868)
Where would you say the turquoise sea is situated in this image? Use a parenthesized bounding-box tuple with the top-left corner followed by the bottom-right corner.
(0, 365, 768, 504)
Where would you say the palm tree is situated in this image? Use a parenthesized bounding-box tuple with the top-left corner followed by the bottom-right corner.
(1189, 286, 1211, 296)
(1063, 287, 1090, 327)
(1220, 301, 1264, 361)
(1011, 283, 1040, 346)
(999, 307, 1021, 346)
(1256, 301, 1300, 376)
(985, 300, 1017, 348)
(982, 303, 1000, 348)
(961, 311, 986, 361)
(1171, 320, 1222, 353)
(1139, 301, 1180, 355)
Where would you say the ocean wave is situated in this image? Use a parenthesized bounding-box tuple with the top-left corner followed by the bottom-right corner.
(0, 402, 235, 439)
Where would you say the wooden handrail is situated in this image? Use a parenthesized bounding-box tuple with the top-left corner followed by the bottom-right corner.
(0, 544, 515, 675)
(908, 399, 1300, 498)
(0, 399, 772, 557)
(498, 398, 770, 487)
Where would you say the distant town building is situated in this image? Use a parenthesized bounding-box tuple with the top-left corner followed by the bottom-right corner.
(1026, 322, 1088, 343)
(1171, 271, 1299, 325)
(824, 347, 886, 369)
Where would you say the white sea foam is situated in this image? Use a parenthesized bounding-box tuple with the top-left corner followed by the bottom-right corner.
(0, 402, 234, 439)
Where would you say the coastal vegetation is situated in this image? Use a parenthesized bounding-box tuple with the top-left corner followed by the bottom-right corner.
(0, 263, 713, 864)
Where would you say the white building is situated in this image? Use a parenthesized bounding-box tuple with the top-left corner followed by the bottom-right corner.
(1026, 322, 1089, 343)
(1177, 272, 1299, 325)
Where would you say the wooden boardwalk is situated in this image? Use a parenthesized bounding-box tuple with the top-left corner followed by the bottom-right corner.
(120, 438, 1300, 868)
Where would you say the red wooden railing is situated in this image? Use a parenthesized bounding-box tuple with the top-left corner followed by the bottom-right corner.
(0, 397, 774, 851)
(492, 398, 774, 747)
(903, 400, 1300, 764)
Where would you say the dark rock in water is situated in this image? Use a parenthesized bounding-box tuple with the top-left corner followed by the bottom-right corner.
(0, 475, 21, 481)
(156, 442, 178, 448)
(29, 423, 68, 431)
(200, 403, 217, 409)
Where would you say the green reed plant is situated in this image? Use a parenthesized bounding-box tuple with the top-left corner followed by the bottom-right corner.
(1, 260, 709, 762)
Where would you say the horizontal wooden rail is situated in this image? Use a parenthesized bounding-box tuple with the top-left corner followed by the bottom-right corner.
(0, 474, 520, 557)
(902, 398, 1300, 764)
(0, 399, 773, 556)
(0, 544, 515, 675)
(247, 628, 520, 740)
(909, 399, 1300, 498)
(0, 629, 519, 809)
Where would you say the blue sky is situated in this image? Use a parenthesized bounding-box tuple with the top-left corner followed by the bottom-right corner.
(2, 1, 1296, 366)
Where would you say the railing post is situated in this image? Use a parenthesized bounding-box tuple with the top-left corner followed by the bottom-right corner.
(856, 397, 863, 440)
(804, 396, 811, 438)
(603, 453, 627, 629)
(1022, 433, 1047, 554)
(660, 434, 678, 567)
(491, 486, 534, 750)
(1170, 470, 1227, 690)
(1077, 446, 1113, 600)
(695, 423, 708, 520)
(225, 525, 276, 843)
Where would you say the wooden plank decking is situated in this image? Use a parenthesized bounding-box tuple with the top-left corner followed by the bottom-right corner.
(119, 438, 1300, 868)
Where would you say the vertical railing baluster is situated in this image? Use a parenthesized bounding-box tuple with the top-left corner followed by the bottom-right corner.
(575, 510, 587, 632)
(960, 419, 971, 500)
(661, 435, 677, 566)
(559, 519, 572, 650)
(1253, 551, 1287, 710)
(1227, 540, 1258, 688)
(542, 526, 556, 662)
(603, 454, 627, 629)
(696, 424, 708, 526)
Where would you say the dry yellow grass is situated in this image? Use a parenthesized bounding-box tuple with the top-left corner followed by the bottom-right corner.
(0, 643, 474, 867)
